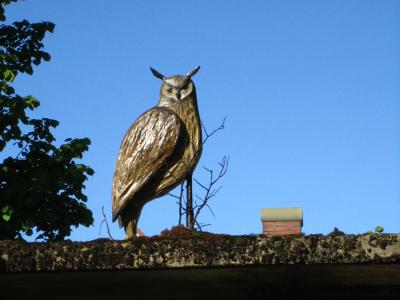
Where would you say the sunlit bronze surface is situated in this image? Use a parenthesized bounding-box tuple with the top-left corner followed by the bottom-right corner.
(112, 67, 202, 238)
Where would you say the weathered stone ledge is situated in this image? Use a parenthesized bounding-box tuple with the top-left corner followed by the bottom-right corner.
(1, 234, 399, 273)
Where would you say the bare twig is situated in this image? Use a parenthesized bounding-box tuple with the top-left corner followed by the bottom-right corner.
(168, 193, 180, 200)
(170, 118, 228, 230)
(192, 155, 229, 230)
(195, 220, 211, 231)
(14, 141, 29, 159)
(202, 117, 226, 145)
(194, 194, 216, 217)
(99, 206, 114, 240)
(169, 181, 185, 225)
(178, 182, 184, 225)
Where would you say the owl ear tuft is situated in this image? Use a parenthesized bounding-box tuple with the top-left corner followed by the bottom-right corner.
(150, 67, 165, 80)
(186, 66, 200, 78)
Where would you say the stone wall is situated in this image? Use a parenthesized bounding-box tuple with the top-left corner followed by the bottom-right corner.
(1, 233, 400, 272)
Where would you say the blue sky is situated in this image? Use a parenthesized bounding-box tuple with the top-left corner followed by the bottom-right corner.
(3, 1, 400, 240)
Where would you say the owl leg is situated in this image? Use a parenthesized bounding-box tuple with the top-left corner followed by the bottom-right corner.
(120, 203, 143, 239)
(125, 220, 138, 239)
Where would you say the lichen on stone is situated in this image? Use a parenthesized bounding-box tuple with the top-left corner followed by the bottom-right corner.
(1, 233, 399, 273)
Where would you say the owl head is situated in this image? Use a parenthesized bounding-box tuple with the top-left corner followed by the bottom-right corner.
(151, 66, 200, 106)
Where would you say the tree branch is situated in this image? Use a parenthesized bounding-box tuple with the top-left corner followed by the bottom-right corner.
(192, 155, 229, 229)
(99, 206, 114, 240)
(171, 118, 229, 231)
(202, 117, 226, 145)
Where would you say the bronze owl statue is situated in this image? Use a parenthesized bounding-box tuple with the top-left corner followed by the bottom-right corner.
(112, 66, 202, 238)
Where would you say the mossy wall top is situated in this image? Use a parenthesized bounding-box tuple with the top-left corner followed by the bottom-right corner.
(1, 234, 400, 272)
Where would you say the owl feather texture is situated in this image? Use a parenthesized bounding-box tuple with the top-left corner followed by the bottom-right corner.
(112, 66, 202, 238)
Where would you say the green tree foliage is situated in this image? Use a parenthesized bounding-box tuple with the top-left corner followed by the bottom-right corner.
(0, 0, 94, 241)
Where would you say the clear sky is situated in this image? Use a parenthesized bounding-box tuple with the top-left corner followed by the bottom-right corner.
(4, 1, 400, 240)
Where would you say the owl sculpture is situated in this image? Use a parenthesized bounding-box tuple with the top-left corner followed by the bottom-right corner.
(112, 66, 202, 238)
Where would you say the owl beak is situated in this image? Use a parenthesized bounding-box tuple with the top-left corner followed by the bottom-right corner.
(175, 91, 181, 100)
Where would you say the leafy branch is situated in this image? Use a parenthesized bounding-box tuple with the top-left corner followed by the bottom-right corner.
(0, 1, 94, 241)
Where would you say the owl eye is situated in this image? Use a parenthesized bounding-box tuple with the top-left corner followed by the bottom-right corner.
(167, 87, 173, 93)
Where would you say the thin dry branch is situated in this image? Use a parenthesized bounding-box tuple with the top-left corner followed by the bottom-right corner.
(169, 118, 228, 230)
(169, 182, 186, 225)
(99, 206, 114, 240)
(192, 155, 229, 229)
(195, 220, 211, 231)
(202, 117, 226, 145)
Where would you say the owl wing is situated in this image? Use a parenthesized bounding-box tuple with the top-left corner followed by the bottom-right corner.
(112, 107, 182, 222)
